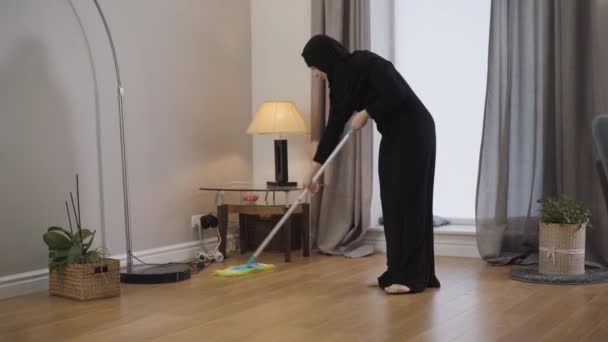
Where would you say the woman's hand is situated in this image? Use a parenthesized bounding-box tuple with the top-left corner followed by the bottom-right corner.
(305, 161, 322, 194)
(351, 110, 369, 131)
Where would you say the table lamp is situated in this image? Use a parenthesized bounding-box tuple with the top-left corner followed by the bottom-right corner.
(247, 101, 309, 187)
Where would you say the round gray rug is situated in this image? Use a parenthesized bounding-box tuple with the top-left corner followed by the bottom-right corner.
(510, 266, 608, 285)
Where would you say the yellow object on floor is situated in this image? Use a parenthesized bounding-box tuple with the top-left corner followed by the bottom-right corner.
(213, 261, 275, 277)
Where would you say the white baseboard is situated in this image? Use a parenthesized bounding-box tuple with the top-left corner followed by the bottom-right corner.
(0, 236, 228, 300)
(365, 225, 480, 259)
(0, 269, 50, 300)
(111, 240, 203, 268)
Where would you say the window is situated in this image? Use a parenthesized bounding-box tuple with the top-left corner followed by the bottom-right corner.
(371, 0, 490, 225)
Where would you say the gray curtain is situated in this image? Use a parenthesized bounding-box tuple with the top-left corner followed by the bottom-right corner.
(309, 0, 374, 258)
(477, 0, 608, 266)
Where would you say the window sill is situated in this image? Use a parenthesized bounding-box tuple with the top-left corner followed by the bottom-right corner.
(366, 224, 479, 258)
(368, 224, 476, 236)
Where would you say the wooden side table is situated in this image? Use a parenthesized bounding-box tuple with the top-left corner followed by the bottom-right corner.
(200, 184, 311, 262)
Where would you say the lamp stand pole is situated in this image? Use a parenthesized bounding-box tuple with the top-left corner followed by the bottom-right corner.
(93, 0, 133, 271)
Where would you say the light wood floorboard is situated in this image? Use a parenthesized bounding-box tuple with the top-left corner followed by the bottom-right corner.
(1, 253, 607, 342)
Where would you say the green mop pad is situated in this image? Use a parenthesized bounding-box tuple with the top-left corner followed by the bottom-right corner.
(213, 257, 274, 277)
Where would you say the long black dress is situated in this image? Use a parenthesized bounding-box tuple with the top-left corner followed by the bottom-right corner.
(302, 35, 440, 293)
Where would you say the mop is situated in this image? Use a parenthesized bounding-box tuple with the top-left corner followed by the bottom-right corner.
(214, 128, 354, 277)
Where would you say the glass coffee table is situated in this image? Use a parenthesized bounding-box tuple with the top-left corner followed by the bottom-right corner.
(199, 183, 310, 262)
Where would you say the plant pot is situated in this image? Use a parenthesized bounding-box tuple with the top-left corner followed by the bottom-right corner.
(539, 223, 586, 275)
(49, 258, 120, 301)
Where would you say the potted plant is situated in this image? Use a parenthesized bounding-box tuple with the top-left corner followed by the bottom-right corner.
(43, 175, 120, 301)
(538, 196, 591, 275)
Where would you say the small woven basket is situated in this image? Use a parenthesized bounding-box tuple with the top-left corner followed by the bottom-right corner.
(539, 223, 586, 275)
(49, 258, 120, 301)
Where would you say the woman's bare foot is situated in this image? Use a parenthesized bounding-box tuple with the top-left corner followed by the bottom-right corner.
(384, 284, 410, 294)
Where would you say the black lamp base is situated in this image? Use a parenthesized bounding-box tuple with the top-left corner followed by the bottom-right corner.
(273, 139, 297, 186)
(267, 181, 298, 187)
(120, 263, 191, 284)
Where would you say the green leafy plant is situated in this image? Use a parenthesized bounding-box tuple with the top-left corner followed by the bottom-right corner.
(43, 175, 108, 271)
(43, 226, 106, 271)
(538, 196, 591, 227)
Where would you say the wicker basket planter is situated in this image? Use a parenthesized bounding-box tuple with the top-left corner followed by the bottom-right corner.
(49, 258, 120, 301)
(539, 223, 586, 276)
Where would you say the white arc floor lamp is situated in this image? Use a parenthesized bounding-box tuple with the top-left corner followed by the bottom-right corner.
(93, 0, 190, 283)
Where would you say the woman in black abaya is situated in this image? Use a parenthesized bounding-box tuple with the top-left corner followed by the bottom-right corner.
(302, 34, 440, 294)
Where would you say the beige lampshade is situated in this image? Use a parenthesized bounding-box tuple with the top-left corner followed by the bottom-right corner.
(246, 101, 309, 135)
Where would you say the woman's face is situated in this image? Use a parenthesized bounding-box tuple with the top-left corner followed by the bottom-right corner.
(311, 67, 327, 81)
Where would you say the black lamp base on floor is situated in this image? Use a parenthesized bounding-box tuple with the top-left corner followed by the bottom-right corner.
(120, 263, 191, 284)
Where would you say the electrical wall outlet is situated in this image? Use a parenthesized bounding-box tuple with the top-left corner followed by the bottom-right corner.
(191, 214, 204, 229)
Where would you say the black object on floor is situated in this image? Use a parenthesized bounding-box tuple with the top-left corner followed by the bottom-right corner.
(120, 264, 191, 284)
(510, 266, 608, 285)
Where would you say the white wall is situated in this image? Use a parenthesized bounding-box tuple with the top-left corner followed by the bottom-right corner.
(0, 1, 104, 276)
(0, 0, 252, 277)
(250, 0, 311, 187)
(96, 0, 253, 254)
(394, 0, 490, 220)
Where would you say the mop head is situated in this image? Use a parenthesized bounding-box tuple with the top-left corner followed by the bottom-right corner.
(213, 262, 275, 277)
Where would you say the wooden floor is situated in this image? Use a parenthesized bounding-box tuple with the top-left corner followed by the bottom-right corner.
(1, 253, 608, 342)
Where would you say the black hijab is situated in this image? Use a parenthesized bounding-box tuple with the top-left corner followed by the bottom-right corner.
(301, 34, 351, 76)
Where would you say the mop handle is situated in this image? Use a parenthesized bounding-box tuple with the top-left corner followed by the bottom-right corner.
(312, 128, 354, 183)
(250, 128, 354, 262)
